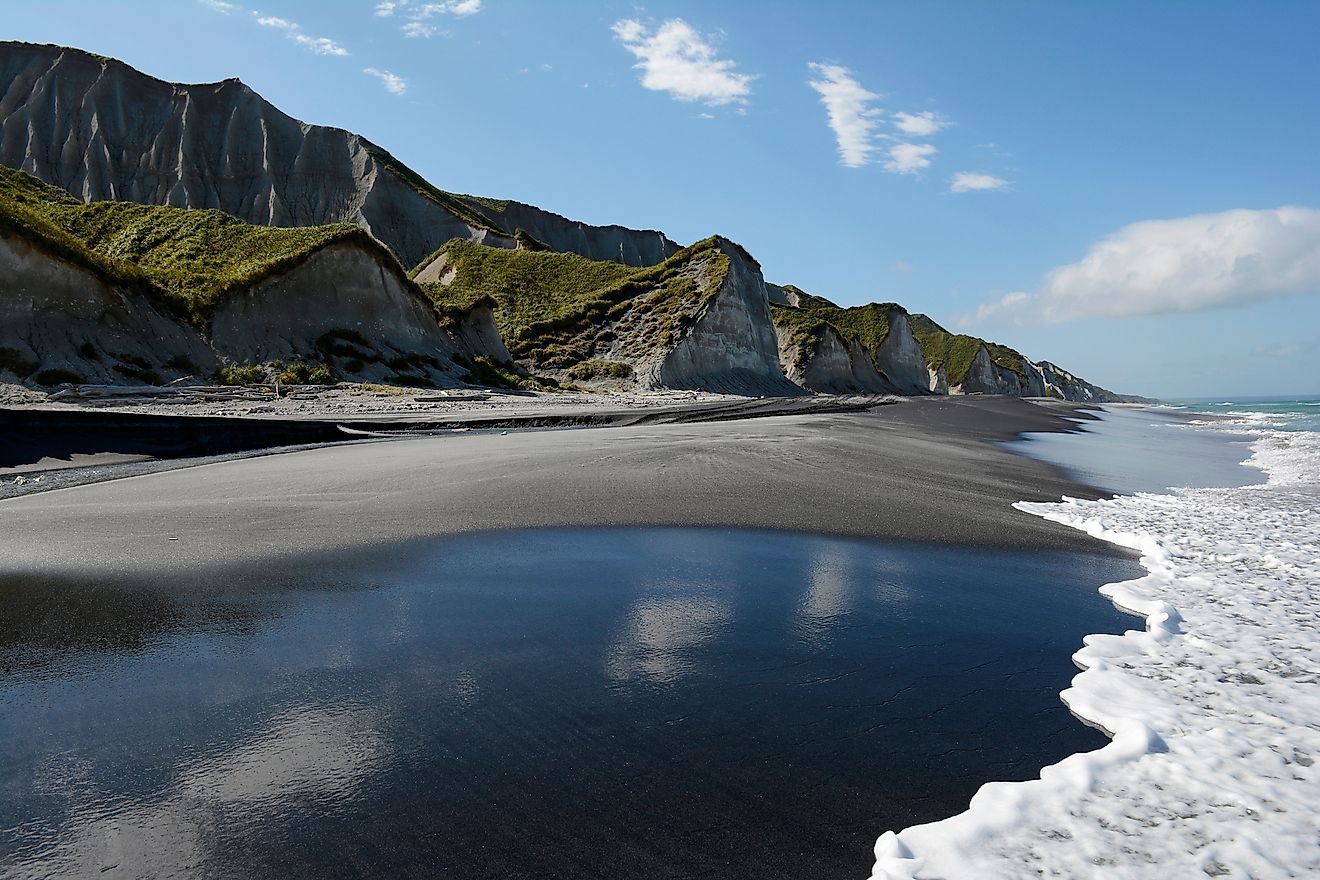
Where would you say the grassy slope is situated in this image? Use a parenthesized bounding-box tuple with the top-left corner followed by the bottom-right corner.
(416, 237, 729, 369)
(0, 166, 385, 327)
(769, 285, 1032, 387)
(908, 313, 1027, 384)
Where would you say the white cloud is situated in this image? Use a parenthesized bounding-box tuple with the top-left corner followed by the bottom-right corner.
(364, 67, 408, 95)
(612, 18, 754, 106)
(884, 142, 936, 175)
(962, 207, 1320, 325)
(410, 0, 481, 17)
(892, 110, 948, 137)
(198, 0, 237, 13)
(402, 21, 436, 37)
(380, 0, 480, 36)
(254, 13, 349, 55)
(805, 65, 956, 175)
(293, 34, 350, 55)
(807, 62, 882, 167)
(950, 171, 1009, 193)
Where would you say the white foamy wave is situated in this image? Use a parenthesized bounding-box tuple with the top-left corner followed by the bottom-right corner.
(1183, 410, 1292, 430)
(871, 422, 1320, 878)
(1244, 429, 1320, 489)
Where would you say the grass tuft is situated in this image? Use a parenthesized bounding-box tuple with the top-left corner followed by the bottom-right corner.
(566, 359, 634, 381)
(277, 362, 333, 386)
(215, 364, 266, 386)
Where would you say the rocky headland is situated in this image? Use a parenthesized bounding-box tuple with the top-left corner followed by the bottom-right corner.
(0, 41, 1143, 404)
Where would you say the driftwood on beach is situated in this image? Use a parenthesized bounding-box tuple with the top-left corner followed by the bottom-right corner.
(44, 384, 496, 406)
(48, 384, 276, 403)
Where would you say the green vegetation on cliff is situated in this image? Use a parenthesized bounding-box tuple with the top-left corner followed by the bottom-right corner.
(416, 237, 730, 370)
(769, 286, 903, 369)
(0, 166, 389, 327)
(908, 314, 1027, 384)
(768, 303, 832, 369)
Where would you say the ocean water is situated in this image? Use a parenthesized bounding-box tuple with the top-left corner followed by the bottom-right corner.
(874, 397, 1320, 879)
(1169, 395, 1320, 433)
(0, 529, 1137, 879)
(1008, 406, 1262, 495)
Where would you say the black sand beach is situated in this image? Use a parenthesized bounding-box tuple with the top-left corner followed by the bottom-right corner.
(0, 394, 1149, 879)
(0, 396, 1123, 579)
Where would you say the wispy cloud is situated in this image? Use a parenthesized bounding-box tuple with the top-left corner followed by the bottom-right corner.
(884, 142, 937, 175)
(805, 63, 954, 178)
(892, 111, 948, 137)
(807, 63, 882, 167)
(197, 0, 237, 13)
(377, 0, 482, 37)
(962, 207, 1320, 325)
(254, 13, 349, 55)
(612, 18, 754, 106)
(950, 171, 1009, 193)
(363, 67, 408, 95)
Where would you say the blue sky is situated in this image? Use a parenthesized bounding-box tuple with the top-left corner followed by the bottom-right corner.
(8, 1, 1320, 398)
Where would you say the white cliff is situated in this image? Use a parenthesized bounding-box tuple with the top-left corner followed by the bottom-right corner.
(644, 239, 804, 396)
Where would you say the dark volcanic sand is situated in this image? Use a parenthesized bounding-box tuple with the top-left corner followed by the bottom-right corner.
(0, 397, 1126, 581)
(0, 395, 1143, 878)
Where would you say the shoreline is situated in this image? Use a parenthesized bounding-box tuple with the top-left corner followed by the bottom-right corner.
(872, 403, 1320, 878)
(0, 395, 1128, 580)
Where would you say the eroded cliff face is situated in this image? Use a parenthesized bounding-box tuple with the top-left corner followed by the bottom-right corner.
(462, 199, 679, 267)
(0, 230, 503, 388)
(772, 302, 929, 396)
(0, 231, 215, 385)
(950, 346, 1025, 396)
(776, 326, 891, 394)
(1033, 360, 1135, 402)
(1018, 359, 1048, 397)
(447, 303, 512, 363)
(645, 239, 803, 396)
(209, 242, 468, 386)
(871, 311, 929, 395)
(945, 348, 1132, 401)
(1, 42, 1143, 401)
(0, 42, 679, 270)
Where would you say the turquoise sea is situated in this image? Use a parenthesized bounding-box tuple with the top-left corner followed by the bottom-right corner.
(1166, 395, 1320, 432)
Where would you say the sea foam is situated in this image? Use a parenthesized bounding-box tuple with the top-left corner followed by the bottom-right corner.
(871, 415, 1320, 879)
